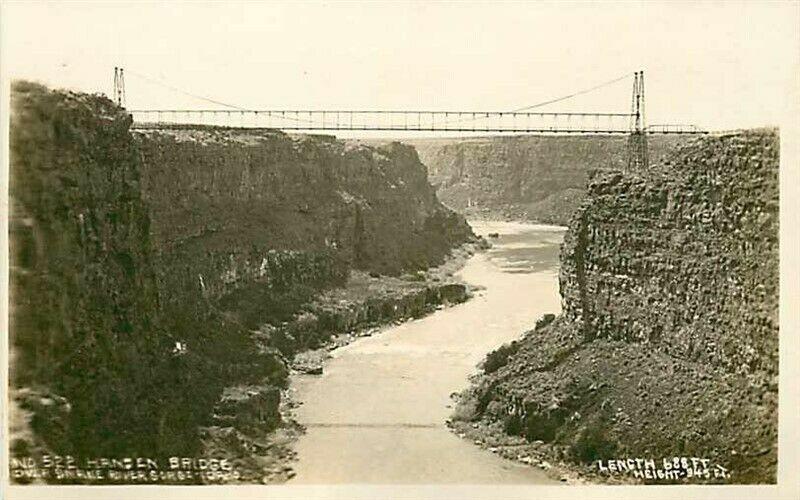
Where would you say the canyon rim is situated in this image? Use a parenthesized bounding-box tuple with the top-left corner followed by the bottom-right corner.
(2, 2, 798, 500)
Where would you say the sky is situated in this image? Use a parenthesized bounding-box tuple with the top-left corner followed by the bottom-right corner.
(2, 1, 799, 133)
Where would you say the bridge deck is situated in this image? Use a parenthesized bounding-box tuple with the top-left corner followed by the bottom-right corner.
(130, 123, 704, 135)
(128, 109, 706, 135)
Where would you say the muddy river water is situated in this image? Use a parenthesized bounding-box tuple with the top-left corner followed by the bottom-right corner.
(289, 221, 565, 484)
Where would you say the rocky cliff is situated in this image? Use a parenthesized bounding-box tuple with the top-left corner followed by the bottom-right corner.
(134, 127, 473, 350)
(9, 82, 473, 482)
(9, 81, 182, 461)
(452, 130, 779, 484)
(411, 135, 689, 225)
(137, 128, 472, 283)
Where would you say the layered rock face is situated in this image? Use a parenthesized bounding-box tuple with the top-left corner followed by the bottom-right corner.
(137, 128, 473, 288)
(134, 127, 474, 359)
(560, 132, 778, 373)
(9, 83, 473, 478)
(9, 81, 177, 459)
(459, 130, 778, 484)
(411, 135, 689, 225)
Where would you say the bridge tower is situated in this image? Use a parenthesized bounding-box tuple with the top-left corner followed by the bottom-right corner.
(113, 67, 126, 107)
(627, 70, 647, 169)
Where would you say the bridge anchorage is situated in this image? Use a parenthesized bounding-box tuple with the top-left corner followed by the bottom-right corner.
(116, 68, 706, 168)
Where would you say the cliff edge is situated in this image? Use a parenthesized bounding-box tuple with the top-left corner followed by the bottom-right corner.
(8, 82, 474, 482)
(452, 130, 779, 484)
(411, 135, 690, 225)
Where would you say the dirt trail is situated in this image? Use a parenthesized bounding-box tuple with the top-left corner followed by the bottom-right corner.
(288, 221, 565, 484)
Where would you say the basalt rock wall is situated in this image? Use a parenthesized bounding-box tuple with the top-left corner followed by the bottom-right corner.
(560, 131, 779, 373)
(410, 135, 689, 225)
(8, 81, 214, 461)
(459, 130, 779, 484)
(9, 82, 473, 480)
(137, 128, 472, 286)
(134, 127, 474, 338)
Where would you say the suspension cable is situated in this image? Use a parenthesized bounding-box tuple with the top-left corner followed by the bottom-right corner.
(509, 72, 633, 112)
(125, 69, 249, 111)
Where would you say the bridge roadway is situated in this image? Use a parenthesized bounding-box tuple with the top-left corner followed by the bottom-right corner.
(128, 109, 707, 135)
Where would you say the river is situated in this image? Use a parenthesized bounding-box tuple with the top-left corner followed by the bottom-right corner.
(288, 221, 565, 484)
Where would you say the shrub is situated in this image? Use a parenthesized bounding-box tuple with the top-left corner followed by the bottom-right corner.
(483, 341, 520, 374)
(570, 423, 618, 464)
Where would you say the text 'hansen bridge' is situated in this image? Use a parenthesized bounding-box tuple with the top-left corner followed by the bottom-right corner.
(114, 68, 707, 168)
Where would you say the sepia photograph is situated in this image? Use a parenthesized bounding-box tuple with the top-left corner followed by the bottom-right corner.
(1, 2, 799, 499)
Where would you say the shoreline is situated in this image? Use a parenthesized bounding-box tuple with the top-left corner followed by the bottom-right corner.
(284, 220, 564, 484)
(446, 413, 618, 485)
(227, 237, 490, 484)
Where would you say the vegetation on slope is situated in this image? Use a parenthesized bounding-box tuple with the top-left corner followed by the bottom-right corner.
(452, 130, 779, 484)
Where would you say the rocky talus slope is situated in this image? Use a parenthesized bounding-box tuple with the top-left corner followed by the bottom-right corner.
(9, 82, 475, 483)
(411, 135, 690, 225)
(452, 130, 778, 484)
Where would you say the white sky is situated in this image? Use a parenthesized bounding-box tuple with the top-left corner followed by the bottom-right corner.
(2, 1, 799, 132)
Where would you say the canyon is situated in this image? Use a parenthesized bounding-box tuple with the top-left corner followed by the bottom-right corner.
(7, 81, 779, 486)
(410, 135, 689, 225)
(450, 129, 779, 484)
(8, 82, 476, 483)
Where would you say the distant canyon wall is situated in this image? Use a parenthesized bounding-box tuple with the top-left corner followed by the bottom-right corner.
(411, 135, 689, 225)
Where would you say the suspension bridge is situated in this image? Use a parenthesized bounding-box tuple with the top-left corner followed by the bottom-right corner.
(112, 68, 707, 168)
